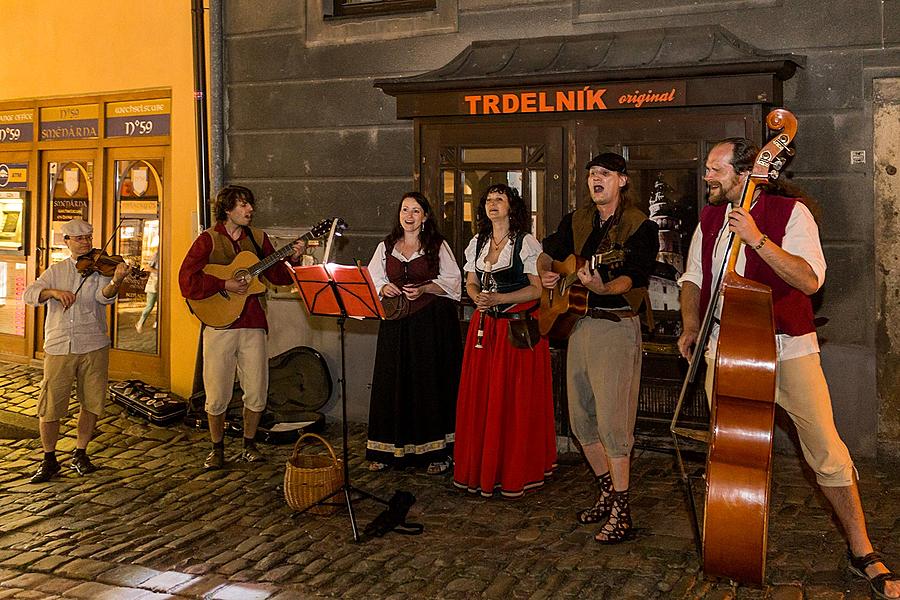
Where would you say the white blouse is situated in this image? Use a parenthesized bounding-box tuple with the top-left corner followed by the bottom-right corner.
(367, 240, 462, 301)
(463, 233, 542, 276)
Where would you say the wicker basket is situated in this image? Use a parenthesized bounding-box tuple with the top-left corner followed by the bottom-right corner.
(284, 433, 343, 515)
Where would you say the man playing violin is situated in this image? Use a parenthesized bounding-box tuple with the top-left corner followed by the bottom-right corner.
(678, 138, 899, 599)
(179, 185, 305, 470)
(23, 218, 130, 484)
(537, 152, 658, 543)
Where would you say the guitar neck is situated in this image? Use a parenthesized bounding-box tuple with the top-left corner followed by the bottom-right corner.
(248, 231, 313, 277)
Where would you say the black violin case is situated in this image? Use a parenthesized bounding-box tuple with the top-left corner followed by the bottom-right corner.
(109, 380, 188, 425)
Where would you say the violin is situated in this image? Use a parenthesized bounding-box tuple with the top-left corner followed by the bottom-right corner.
(75, 248, 142, 278)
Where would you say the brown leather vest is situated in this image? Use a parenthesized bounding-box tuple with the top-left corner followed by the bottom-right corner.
(206, 225, 269, 312)
(570, 203, 651, 313)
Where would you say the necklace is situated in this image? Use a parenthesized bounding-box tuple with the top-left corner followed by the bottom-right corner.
(491, 232, 510, 250)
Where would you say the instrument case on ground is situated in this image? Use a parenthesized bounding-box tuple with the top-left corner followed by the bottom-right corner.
(109, 380, 188, 425)
(184, 345, 333, 444)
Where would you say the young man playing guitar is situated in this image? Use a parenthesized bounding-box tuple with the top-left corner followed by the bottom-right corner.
(537, 152, 658, 543)
(179, 185, 305, 470)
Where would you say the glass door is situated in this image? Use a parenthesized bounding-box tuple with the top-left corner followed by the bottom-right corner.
(36, 150, 98, 357)
(106, 148, 167, 385)
(421, 122, 565, 266)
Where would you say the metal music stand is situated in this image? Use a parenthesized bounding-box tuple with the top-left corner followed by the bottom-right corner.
(287, 262, 388, 541)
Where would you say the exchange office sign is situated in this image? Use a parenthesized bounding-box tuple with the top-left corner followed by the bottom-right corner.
(462, 81, 686, 115)
(106, 99, 171, 137)
(0, 109, 34, 143)
(40, 104, 99, 141)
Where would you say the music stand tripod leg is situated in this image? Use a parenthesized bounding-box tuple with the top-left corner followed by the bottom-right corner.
(335, 314, 388, 542)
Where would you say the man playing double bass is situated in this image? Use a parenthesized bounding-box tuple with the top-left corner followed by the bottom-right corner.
(678, 138, 898, 599)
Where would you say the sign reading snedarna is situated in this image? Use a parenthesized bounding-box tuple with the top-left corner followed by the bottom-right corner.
(40, 104, 99, 140)
(462, 82, 686, 115)
(105, 99, 171, 137)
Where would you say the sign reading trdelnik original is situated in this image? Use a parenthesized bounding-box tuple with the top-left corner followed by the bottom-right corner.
(105, 99, 171, 137)
(461, 81, 687, 115)
(40, 104, 99, 140)
(0, 109, 35, 143)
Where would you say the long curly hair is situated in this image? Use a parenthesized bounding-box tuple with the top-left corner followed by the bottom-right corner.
(474, 184, 531, 246)
(716, 137, 821, 223)
(383, 192, 446, 272)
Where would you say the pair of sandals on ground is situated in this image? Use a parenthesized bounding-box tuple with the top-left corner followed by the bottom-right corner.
(579, 472, 899, 597)
(368, 457, 452, 475)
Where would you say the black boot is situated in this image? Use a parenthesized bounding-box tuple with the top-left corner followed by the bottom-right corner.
(30, 454, 60, 484)
(71, 449, 97, 475)
(204, 441, 225, 470)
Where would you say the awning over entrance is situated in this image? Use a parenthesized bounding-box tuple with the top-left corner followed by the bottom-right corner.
(376, 26, 805, 118)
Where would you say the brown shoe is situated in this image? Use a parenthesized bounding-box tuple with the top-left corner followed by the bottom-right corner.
(203, 448, 225, 471)
(30, 459, 61, 484)
(240, 444, 264, 463)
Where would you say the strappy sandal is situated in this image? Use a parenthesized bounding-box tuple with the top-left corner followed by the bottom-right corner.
(577, 472, 613, 525)
(594, 490, 634, 544)
(426, 458, 452, 475)
(848, 548, 900, 600)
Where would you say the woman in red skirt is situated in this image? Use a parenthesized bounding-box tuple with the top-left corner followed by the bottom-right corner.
(453, 183, 556, 498)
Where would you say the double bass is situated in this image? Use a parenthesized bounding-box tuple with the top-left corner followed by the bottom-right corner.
(672, 109, 798, 585)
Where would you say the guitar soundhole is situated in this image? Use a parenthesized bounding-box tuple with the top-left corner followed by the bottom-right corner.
(234, 269, 251, 284)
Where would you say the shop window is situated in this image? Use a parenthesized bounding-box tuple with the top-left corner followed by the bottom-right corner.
(326, 0, 436, 18)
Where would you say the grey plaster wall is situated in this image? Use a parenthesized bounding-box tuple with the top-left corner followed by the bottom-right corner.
(220, 0, 900, 456)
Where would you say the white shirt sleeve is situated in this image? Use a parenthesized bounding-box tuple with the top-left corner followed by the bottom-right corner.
(23, 268, 55, 306)
(433, 241, 462, 301)
(367, 242, 388, 298)
(520, 234, 543, 276)
(677, 224, 704, 289)
(782, 202, 826, 291)
(463, 236, 480, 274)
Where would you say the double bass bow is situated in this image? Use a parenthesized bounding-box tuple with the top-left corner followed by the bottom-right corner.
(671, 108, 798, 585)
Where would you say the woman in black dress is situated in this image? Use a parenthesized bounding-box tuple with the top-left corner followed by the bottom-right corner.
(365, 192, 463, 473)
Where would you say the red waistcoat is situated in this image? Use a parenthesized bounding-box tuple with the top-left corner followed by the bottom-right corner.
(698, 192, 815, 336)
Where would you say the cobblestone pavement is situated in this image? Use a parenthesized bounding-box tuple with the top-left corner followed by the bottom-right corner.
(0, 360, 897, 599)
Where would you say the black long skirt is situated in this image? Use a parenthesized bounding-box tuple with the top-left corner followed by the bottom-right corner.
(365, 297, 462, 468)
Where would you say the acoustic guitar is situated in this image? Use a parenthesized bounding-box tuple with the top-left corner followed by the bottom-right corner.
(538, 248, 625, 339)
(186, 217, 347, 327)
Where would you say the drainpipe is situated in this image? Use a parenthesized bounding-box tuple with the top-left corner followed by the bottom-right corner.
(191, 0, 211, 231)
(209, 0, 225, 194)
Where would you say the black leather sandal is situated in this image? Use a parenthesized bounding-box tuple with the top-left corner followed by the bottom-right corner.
(594, 490, 634, 544)
(848, 549, 900, 600)
(577, 471, 614, 525)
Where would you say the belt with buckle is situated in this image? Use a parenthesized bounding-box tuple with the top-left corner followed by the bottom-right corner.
(586, 308, 636, 322)
(489, 310, 532, 320)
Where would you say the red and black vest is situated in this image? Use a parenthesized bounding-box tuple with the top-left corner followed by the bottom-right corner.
(699, 192, 815, 336)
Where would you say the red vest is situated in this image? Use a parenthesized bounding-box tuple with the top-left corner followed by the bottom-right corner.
(698, 192, 815, 336)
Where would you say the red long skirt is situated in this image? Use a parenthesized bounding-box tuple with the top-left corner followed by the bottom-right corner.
(453, 304, 556, 498)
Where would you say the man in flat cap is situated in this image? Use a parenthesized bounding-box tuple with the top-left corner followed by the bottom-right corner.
(23, 218, 129, 483)
(537, 152, 658, 543)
